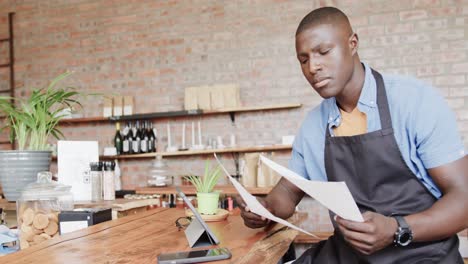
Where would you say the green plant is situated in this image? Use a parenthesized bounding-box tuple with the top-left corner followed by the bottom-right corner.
(0, 71, 84, 150)
(184, 161, 222, 193)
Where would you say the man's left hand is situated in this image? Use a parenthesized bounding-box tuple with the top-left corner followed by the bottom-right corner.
(335, 211, 398, 255)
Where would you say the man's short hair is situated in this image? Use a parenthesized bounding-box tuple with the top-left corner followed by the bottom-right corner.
(296, 7, 352, 36)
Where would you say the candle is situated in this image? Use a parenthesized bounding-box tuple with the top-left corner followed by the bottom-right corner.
(191, 122, 195, 146)
(182, 122, 186, 148)
(167, 123, 171, 148)
(198, 121, 202, 145)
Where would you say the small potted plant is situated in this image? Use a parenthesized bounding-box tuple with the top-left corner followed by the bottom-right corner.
(184, 161, 222, 215)
(0, 71, 85, 201)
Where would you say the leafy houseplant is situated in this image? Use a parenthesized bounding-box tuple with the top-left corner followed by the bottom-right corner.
(0, 71, 84, 201)
(185, 161, 222, 215)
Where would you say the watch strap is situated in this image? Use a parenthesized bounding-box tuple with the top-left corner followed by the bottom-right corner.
(394, 215, 409, 229)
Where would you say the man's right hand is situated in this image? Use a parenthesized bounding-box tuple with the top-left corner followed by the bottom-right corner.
(236, 195, 272, 228)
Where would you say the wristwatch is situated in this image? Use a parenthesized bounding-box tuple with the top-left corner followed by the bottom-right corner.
(393, 215, 413, 247)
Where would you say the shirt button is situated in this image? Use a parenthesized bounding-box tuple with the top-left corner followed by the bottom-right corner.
(370, 101, 374, 105)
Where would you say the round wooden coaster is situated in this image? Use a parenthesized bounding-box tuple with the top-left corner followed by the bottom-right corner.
(185, 208, 229, 222)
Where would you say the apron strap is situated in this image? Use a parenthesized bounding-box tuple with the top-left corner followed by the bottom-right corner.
(371, 69, 393, 130)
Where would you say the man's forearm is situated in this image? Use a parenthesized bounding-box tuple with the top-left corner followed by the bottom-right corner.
(265, 179, 304, 219)
(406, 188, 468, 242)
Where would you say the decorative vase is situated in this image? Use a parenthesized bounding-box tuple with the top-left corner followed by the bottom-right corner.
(196, 192, 219, 215)
(0, 150, 52, 201)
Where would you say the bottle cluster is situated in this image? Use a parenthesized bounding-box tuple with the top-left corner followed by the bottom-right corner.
(114, 121, 157, 155)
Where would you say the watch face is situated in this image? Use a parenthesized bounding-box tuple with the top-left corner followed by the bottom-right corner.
(400, 232, 411, 243)
(398, 229, 413, 246)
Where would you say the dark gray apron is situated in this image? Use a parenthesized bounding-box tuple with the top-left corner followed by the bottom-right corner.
(294, 69, 462, 264)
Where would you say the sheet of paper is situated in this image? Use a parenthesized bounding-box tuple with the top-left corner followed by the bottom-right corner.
(214, 154, 317, 238)
(58, 141, 99, 201)
(259, 155, 364, 222)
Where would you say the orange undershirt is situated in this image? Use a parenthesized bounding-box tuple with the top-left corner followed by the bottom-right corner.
(333, 107, 368, 137)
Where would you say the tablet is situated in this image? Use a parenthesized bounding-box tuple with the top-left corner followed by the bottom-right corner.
(175, 187, 220, 245)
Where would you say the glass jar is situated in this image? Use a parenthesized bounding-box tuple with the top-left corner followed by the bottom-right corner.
(147, 155, 171, 187)
(16, 171, 73, 249)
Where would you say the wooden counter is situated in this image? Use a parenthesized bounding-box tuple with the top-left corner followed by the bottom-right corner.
(1, 208, 305, 263)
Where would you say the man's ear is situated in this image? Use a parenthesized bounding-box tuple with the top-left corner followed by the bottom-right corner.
(349, 33, 359, 56)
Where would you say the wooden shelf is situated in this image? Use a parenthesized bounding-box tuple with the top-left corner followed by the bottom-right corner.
(203, 103, 301, 115)
(106, 144, 292, 159)
(52, 144, 292, 161)
(58, 103, 301, 124)
(59, 116, 109, 124)
(136, 185, 272, 195)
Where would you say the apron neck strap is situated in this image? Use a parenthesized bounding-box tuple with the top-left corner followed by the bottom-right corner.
(371, 69, 393, 130)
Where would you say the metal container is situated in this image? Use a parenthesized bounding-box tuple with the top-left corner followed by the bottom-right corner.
(0, 151, 52, 201)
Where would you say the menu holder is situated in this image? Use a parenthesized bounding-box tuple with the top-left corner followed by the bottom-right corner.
(175, 187, 219, 248)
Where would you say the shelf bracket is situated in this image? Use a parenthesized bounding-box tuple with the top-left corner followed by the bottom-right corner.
(229, 112, 235, 124)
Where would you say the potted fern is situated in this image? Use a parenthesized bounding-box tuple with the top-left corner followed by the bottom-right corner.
(185, 161, 222, 215)
(0, 71, 84, 201)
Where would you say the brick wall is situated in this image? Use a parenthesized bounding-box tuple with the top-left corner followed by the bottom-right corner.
(1, 0, 467, 233)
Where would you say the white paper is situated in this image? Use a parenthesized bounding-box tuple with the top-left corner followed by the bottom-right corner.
(259, 155, 364, 222)
(59, 221, 89, 234)
(58, 141, 99, 201)
(214, 154, 317, 238)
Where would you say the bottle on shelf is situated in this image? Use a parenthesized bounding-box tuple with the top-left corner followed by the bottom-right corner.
(140, 121, 149, 153)
(122, 122, 130, 155)
(151, 122, 158, 152)
(114, 122, 123, 155)
(128, 122, 134, 154)
(147, 121, 155, 153)
(132, 121, 141, 154)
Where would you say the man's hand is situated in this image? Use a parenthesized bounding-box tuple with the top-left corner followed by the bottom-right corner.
(335, 211, 398, 255)
(236, 195, 272, 228)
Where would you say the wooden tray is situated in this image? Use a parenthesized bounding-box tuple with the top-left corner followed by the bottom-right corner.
(185, 208, 229, 222)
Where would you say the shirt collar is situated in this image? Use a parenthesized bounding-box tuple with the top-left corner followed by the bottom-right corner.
(325, 62, 377, 125)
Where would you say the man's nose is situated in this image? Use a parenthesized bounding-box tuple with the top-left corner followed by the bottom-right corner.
(308, 60, 321, 75)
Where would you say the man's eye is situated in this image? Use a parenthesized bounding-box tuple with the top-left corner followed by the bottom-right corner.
(319, 49, 330, 55)
(301, 59, 308, 64)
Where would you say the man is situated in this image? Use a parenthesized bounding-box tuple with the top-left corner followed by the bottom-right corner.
(237, 6, 468, 263)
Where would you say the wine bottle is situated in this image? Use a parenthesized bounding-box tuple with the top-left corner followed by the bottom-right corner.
(122, 122, 130, 154)
(128, 122, 134, 154)
(151, 122, 158, 152)
(114, 122, 123, 155)
(132, 121, 141, 154)
(140, 121, 149, 153)
(148, 121, 155, 153)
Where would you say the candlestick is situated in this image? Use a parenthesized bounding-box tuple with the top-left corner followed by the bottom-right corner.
(191, 122, 195, 147)
(198, 121, 202, 145)
(182, 122, 186, 148)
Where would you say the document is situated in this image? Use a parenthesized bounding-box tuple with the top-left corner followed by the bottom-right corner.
(259, 155, 364, 222)
(58, 141, 99, 201)
(214, 154, 317, 237)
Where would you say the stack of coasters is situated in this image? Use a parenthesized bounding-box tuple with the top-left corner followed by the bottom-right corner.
(58, 208, 112, 235)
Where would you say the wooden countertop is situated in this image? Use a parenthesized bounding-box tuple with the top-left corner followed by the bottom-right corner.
(136, 185, 272, 195)
(0, 198, 159, 212)
(1, 208, 307, 263)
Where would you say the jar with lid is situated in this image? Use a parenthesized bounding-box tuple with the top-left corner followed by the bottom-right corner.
(16, 171, 73, 249)
(147, 155, 171, 187)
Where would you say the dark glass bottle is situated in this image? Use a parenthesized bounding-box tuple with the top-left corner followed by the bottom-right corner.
(132, 121, 141, 154)
(148, 121, 155, 153)
(122, 122, 130, 154)
(140, 121, 149, 153)
(114, 122, 123, 155)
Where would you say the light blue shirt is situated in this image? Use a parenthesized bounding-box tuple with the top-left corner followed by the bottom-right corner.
(289, 62, 466, 198)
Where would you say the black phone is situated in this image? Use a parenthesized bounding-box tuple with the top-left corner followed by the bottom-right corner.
(157, 247, 232, 264)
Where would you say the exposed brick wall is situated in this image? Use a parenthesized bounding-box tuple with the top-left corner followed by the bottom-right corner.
(1, 0, 467, 233)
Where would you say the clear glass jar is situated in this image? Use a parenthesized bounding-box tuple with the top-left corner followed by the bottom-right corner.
(16, 171, 73, 249)
(147, 155, 171, 187)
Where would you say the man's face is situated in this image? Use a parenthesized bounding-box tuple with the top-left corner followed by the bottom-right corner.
(295, 24, 356, 99)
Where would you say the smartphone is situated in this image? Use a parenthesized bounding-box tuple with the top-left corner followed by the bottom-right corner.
(157, 247, 232, 264)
